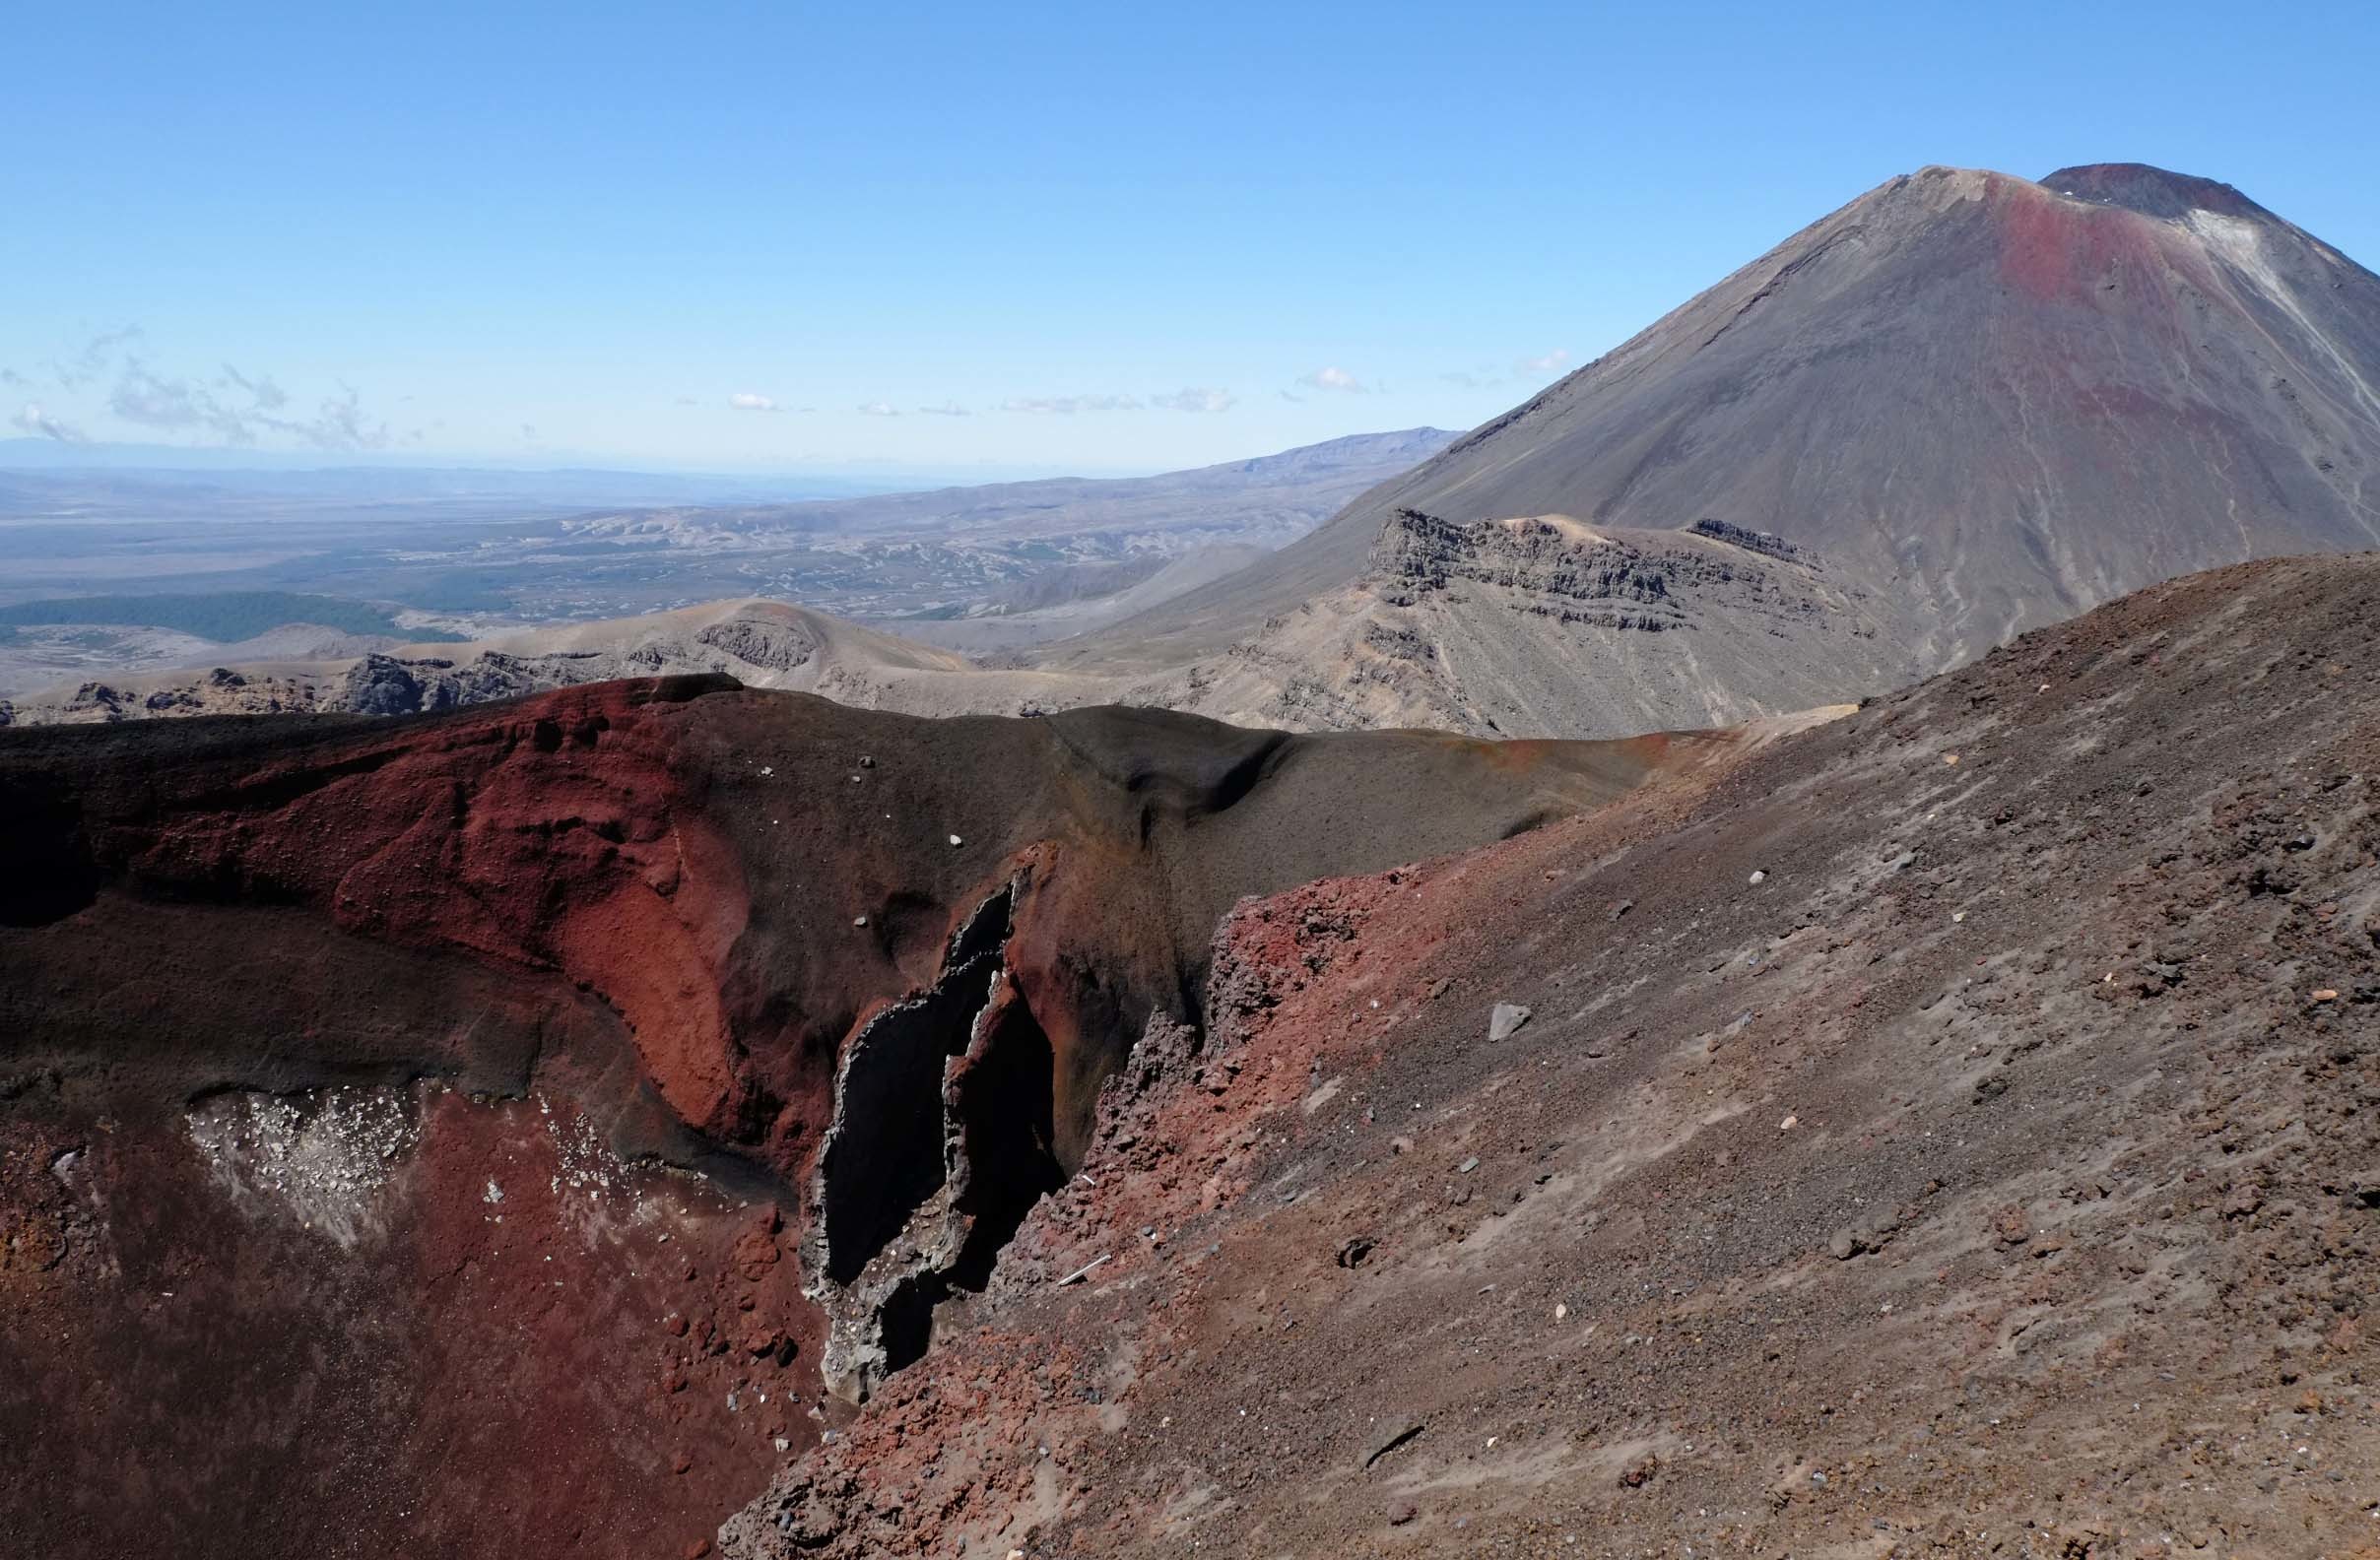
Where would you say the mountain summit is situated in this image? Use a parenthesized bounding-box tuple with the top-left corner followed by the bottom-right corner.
(1049, 162, 2380, 734)
(2037, 161, 2278, 220)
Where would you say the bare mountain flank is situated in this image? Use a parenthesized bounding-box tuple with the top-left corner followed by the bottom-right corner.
(1046, 161, 2380, 733)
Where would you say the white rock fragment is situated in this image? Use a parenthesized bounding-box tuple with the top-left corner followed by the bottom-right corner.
(1057, 1253, 1112, 1285)
(184, 1087, 420, 1249)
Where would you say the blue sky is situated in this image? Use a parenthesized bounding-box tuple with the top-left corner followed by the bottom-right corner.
(4, 0, 2377, 477)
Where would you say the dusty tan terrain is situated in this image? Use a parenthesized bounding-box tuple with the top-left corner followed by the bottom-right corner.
(0, 597, 1119, 727)
(1093, 512, 1904, 736)
(0, 516, 1922, 739)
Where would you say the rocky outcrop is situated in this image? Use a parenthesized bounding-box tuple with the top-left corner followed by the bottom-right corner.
(3, 602, 977, 729)
(1687, 516, 1802, 560)
(694, 615, 818, 672)
(1105, 512, 1889, 738)
(1368, 508, 1835, 632)
(338, 648, 632, 714)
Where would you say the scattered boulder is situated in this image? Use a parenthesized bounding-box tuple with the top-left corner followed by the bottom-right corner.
(1488, 1003, 1531, 1042)
(1362, 1420, 1426, 1469)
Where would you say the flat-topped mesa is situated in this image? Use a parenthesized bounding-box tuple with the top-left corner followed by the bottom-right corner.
(1367, 507, 1830, 628)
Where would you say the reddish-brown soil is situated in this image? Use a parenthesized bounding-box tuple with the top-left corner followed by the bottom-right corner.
(722, 553, 2380, 1559)
(9, 554, 2377, 1559)
(0, 678, 1712, 1559)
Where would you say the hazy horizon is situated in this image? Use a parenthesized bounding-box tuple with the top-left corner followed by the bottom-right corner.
(0, 422, 1456, 489)
(9, 2, 2378, 476)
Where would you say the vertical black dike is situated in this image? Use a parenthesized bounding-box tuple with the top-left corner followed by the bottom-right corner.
(810, 881, 1068, 1397)
(816, 942, 1003, 1285)
(945, 987, 1063, 1291)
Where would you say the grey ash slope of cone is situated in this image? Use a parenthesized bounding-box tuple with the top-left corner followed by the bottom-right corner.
(1047, 161, 2380, 735)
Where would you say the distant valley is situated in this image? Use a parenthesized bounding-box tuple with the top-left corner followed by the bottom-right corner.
(0, 428, 1452, 703)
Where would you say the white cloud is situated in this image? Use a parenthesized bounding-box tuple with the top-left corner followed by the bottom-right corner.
(10, 401, 87, 442)
(674, 395, 699, 407)
(1279, 389, 1305, 403)
(858, 401, 899, 417)
(111, 360, 254, 441)
(1001, 394, 1143, 415)
(219, 362, 288, 410)
(49, 324, 143, 391)
(729, 392, 779, 412)
(520, 422, 538, 441)
(1515, 349, 1571, 375)
(1297, 365, 1367, 394)
(293, 381, 388, 451)
(916, 401, 971, 417)
(99, 356, 384, 450)
(1439, 370, 1484, 389)
(0, 367, 27, 388)
(1150, 387, 1235, 414)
